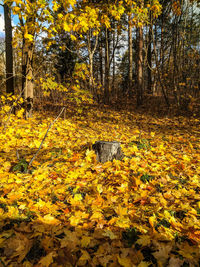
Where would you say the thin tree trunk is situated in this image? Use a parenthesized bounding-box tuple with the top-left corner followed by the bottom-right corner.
(147, 22, 152, 94)
(136, 26, 143, 106)
(99, 35, 103, 86)
(172, 18, 179, 107)
(152, 27, 170, 107)
(88, 30, 94, 92)
(112, 21, 116, 99)
(160, 13, 164, 75)
(104, 27, 110, 104)
(4, 3, 14, 95)
(22, 38, 34, 118)
(87, 29, 98, 97)
(21, 8, 35, 119)
(128, 14, 133, 97)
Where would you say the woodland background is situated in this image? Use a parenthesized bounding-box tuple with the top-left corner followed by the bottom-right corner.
(0, 0, 199, 115)
(0, 0, 200, 266)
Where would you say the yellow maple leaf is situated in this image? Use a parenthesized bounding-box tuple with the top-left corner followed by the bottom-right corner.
(53, 2, 59, 11)
(69, 0, 76, 7)
(73, 193, 83, 201)
(115, 217, 131, 228)
(39, 251, 57, 267)
(34, 139, 41, 148)
(16, 108, 24, 118)
(13, 6, 21, 13)
(103, 230, 117, 240)
(136, 235, 151, 246)
(4, 232, 32, 262)
(63, 22, 71, 32)
(81, 236, 91, 247)
(39, 214, 60, 225)
(117, 255, 132, 267)
(149, 214, 156, 228)
(77, 250, 91, 266)
(68, 212, 79, 224)
(86, 149, 95, 162)
(90, 211, 103, 220)
(3, 161, 11, 171)
(115, 206, 128, 216)
(183, 155, 190, 162)
(61, 230, 78, 249)
(97, 184, 103, 194)
(152, 243, 172, 265)
(24, 33, 34, 41)
(137, 261, 150, 267)
(70, 34, 77, 41)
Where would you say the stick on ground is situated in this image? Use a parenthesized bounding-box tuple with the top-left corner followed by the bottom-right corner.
(28, 107, 65, 169)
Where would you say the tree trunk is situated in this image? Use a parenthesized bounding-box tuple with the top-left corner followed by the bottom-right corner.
(152, 26, 170, 107)
(89, 51, 94, 92)
(128, 14, 133, 97)
(160, 13, 164, 75)
(22, 39, 34, 118)
(99, 35, 103, 87)
(92, 141, 124, 163)
(88, 29, 98, 93)
(112, 21, 116, 99)
(172, 17, 180, 107)
(104, 27, 110, 104)
(147, 15, 152, 94)
(4, 3, 14, 95)
(21, 8, 35, 119)
(136, 26, 143, 106)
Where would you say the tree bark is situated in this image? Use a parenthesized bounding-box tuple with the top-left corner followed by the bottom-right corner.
(4, 3, 14, 95)
(152, 26, 170, 107)
(22, 40, 34, 118)
(99, 35, 103, 87)
(104, 27, 110, 104)
(88, 29, 98, 94)
(128, 14, 133, 97)
(147, 15, 152, 94)
(92, 141, 124, 163)
(20, 0, 36, 119)
(112, 21, 116, 98)
(136, 26, 143, 106)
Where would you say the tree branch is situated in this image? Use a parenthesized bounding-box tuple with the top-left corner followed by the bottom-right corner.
(28, 107, 65, 168)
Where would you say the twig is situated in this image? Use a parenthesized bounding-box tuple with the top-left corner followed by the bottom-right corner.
(28, 107, 65, 168)
(16, 149, 20, 160)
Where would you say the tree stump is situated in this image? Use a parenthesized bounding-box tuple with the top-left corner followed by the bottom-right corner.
(92, 141, 124, 163)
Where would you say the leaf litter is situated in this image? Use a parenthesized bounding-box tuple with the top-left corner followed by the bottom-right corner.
(0, 103, 200, 266)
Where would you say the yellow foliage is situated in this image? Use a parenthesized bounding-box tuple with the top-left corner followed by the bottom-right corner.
(0, 98, 200, 265)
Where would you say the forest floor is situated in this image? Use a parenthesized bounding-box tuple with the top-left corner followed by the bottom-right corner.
(0, 101, 200, 266)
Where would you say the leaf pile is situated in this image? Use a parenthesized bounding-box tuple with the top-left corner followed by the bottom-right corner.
(0, 104, 200, 266)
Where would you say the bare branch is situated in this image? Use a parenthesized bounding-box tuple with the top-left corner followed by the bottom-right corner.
(28, 107, 65, 168)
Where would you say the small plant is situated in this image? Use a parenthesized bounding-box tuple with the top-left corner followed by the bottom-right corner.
(156, 218, 171, 229)
(140, 174, 154, 183)
(12, 159, 29, 173)
(137, 139, 151, 150)
(128, 138, 151, 150)
(51, 148, 62, 158)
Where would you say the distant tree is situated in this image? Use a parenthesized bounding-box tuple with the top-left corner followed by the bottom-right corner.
(128, 14, 133, 96)
(136, 25, 143, 106)
(0, 37, 5, 87)
(4, 3, 14, 95)
(49, 35, 77, 83)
